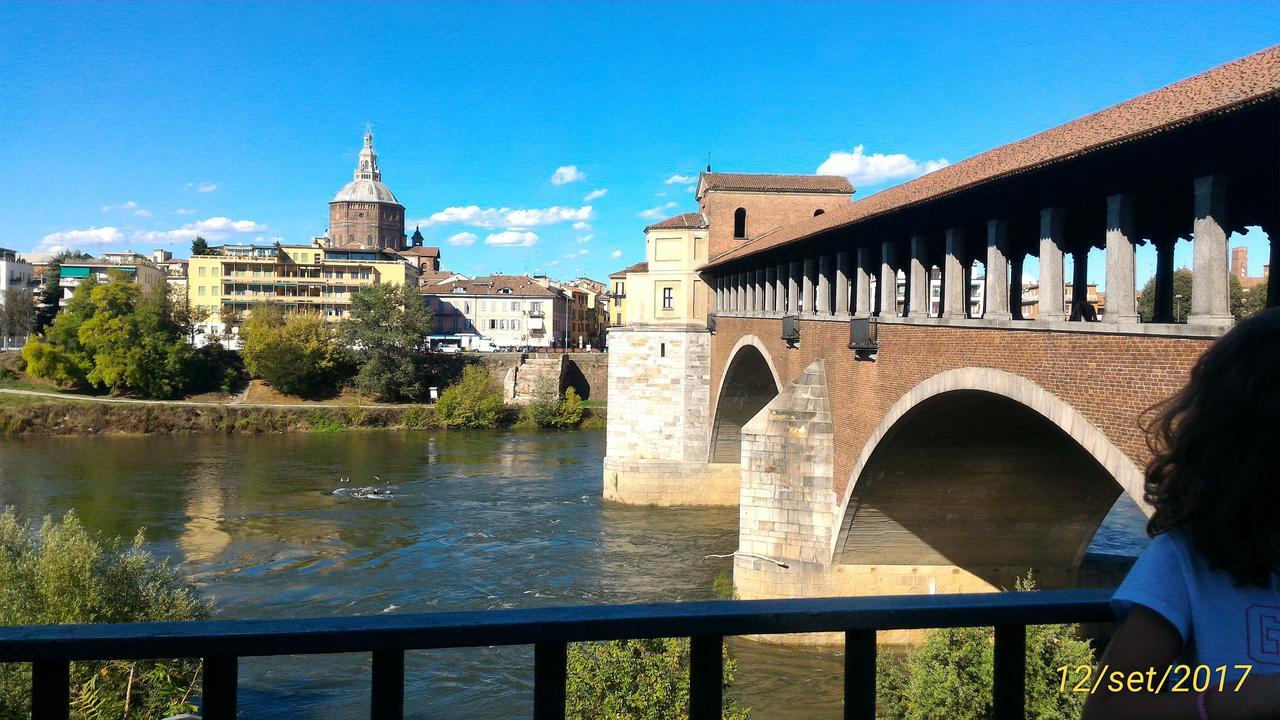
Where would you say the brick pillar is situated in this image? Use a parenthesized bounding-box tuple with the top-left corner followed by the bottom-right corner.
(817, 255, 833, 315)
(1189, 175, 1233, 326)
(944, 228, 966, 319)
(1038, 208, 1068, 321)
(802, 256, 818, 315)
(854, 246, 872, 317)
(908, 234, 930, 319)
(1105, 193, 1140, 324)
(879, 240, 898, 317)
(985, 219, 1012, 320)
(835, 251, 851, 316)
(764, 265, 776, 313)
(788, 260, 803, 314)
(774, 262, 786, 313)
(1009, 253, 1024, 320)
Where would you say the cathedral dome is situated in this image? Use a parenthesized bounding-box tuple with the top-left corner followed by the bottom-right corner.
(330, 129, 402, 206)
(332, 179, 399, 204)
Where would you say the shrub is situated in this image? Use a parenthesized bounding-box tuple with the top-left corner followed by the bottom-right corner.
(400, 405, 433, 430)
(522, 379, 585, 429)
(567, 637, 749, 720)
(711, 569, 734, 599)
(0, 509, 210, 719)
(876, 577, 1094, 720)
(241, 307, 346, 398)
(579, 412, 606, 430)
(435, 366, 505, 429)
(306, 411, 347, 433)
(552, 386, 584, 428)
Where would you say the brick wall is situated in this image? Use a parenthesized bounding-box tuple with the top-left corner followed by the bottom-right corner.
(711, 317, 1212, 501)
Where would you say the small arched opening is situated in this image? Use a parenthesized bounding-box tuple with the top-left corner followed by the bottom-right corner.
(733, 208, 747, 239)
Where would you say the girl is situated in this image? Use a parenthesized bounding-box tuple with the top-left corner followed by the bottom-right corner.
(1084, 307, 1280, 719)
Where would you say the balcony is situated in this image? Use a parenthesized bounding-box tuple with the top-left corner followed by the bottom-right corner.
(0, 589, 1110, 720)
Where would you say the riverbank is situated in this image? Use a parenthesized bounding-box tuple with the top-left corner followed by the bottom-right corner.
(0, 392, 605, 435)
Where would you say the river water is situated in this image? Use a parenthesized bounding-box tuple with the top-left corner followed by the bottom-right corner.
(0, 431, 1148, 718)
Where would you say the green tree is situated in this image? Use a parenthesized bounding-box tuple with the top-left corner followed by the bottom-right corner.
(1137, 268, 1257, 322)
(33, 250, 92, 332)
(877, 578, 1094, 720)
(435, 365, 505, 428)
(567, 637, 749, 720)
(0, 288, 35, 350)
(339, 283, 435, 401)
(0, 509, 210, 720)
(190, 236, 212, 256)
(241, 306, 345, 398)
(23, 276, 100, 388)
(1239, 282, 1269, 318)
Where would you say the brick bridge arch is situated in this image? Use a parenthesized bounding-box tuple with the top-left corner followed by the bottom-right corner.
(829, 368, 1149, 588)
(709, 335, 782, 463)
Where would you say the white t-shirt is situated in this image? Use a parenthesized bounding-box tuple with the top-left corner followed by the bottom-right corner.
(1113, 530, 1280, 676)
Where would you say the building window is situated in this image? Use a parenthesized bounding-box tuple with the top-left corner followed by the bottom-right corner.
(662, 287, 674, 310)
(489, 319, 497, 330)
(733, 208, 747, 239)
(500, 320, 507, 330)
(511, 301, 519, 311)
(198, 266, 206, 277)
(531, 301, 541, 313)
(198, 286, 206, 296)
(512, 319, 520, 330)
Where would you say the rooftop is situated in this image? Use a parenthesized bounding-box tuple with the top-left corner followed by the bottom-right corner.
(424, 274, 560, 298)
(706, 44, 1280, 269)
(645, 212, 709, 232)
(695, 172, 853, 199)
(609, 261, 648, 278)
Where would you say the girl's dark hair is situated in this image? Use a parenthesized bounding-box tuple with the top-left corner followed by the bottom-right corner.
(1143, 307, 1280, 586)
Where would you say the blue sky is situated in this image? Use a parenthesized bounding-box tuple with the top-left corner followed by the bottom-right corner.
(1, 1, 1276, 285)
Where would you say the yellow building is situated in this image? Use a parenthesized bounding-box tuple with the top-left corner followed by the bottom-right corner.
(187, 242, 419, 344)
(625, 213, 711, 325)
(607, 262, 644, 326)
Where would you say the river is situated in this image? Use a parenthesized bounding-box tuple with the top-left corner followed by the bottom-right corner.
(0, 430, 1148, 718)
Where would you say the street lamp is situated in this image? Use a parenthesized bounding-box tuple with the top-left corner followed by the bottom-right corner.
(1174, 293, 1184, 322)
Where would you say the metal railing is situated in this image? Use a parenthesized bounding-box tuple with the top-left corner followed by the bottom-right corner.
(0, 589, 1114, 720)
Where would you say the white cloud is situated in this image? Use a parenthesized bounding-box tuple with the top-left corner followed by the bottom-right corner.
(610, 249, 622, 258)
(576, 234, 593, 244)
(485, 230, 539, 247)
(447, 231, 478, 246)
(578, 248, 588, 255)
(550, 165, 586, 185)
(133, 209, 152, 217)
(37, 226, 125, 252)
(816, 145, 949, 187)
(548, 260, 561, 267)
(665, 174, 696, 185)
(572, 221, 592, 231)
(562, 253, 577, 259)
(418, 204, 594, 229)
(101, 200, 138, 212)
(583, 188, 607, 202)
(188, 181, 218, 193)
(132, 216, 268, 244)
(638, 201, 678, 219)
(174, 208, 197, 215)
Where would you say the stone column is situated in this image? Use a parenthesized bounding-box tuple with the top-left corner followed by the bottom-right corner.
(727, 272, 737, 311)
(775, 262, 787, 313)
(1189, 175, 1232, 326)
(757, 267, 768, 312)
(985, 219, 1012, 320)
(817, 255, 833, 315)
(908, 234, 930, 319)
(1071, 250, 1088, 316)
(1010, 253, 1024, 320)
(854, 246, 872, 317)
(1153, 237, 1176, 322)
(802, 256, 818, 315)
(1105, 193, 1140, 324)
(834, 251, 851, 316)
(764, 265, 776, 313)
(741, 270, 752, 313)
(1038, 208, 1068, 321)
(788, 260, 803, 314)
(943, 228, 966, 319)
(879, 240, 898, 317)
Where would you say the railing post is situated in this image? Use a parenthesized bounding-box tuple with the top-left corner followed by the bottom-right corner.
(993, 625, 1026, 720)
(844, 629, 876, 720)
(202, 655, 238, 720)
(371, 648, 405, 720)
(689, 635, 722, 720)
(31, 659, 69, 720)
(533, 641, 567, 720)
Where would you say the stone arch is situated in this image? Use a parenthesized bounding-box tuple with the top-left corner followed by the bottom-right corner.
(710, 336, 782, 464)
(829, 368, 1147, 583)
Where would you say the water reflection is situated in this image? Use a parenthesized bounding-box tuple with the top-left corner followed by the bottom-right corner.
(0, 430, 1147, 719)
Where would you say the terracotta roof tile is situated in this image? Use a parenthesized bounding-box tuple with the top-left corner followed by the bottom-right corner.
(645, 212, 708, 231)
(698, 172, 853, 195)
(609, 261, 648, 278)
(421, 273, 559, 298)
(706, 45, 1280, 269)
(399, 246, 441, 257)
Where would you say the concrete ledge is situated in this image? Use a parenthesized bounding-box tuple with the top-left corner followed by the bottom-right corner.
(712, 311, 1229, 338)
(602, 456, 739, 507)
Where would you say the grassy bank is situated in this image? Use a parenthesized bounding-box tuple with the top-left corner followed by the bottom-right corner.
(0, 398, 605, 436)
